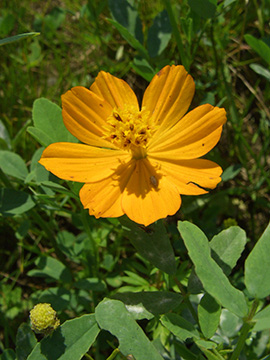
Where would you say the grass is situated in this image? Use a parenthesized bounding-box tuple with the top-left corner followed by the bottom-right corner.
(0, 0, 270, 357)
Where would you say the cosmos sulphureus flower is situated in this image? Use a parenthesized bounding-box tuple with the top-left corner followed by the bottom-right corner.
(40, 65, 226, 226)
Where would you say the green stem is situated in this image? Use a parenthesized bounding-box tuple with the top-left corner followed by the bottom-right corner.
(229, 299, 259, 360)
(106, 348, 120, 360)
(162, 0, 190, 70)
(84, 353, 95, 360)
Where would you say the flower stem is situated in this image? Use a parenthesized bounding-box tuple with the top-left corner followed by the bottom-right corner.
(229, 299, 259, 360)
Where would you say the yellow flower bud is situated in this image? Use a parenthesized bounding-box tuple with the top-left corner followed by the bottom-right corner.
(30, 303, 60, 335)
(223, 218, 238, 229)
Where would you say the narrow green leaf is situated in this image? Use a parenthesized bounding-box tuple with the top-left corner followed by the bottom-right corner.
(121, 217, 176, 274)
(161, 313, 200, 341)
(221, 164, 242, 182)
(0, 189, 35, 216)
(107, 18, 149, 59)
(0, 32, 39, 46)
(27, 127, 52, 147)
(210, 226, 247, 276)
(244, 34, 270, 65)
(245, 222, 270, 298)
(30, 98, 78, 146)
(132, 57, 155, 82)
(198, 293, 221, 339)
(147, 10, 172, 57)
(16, 323, 37, 360)
(0, 120, 11, 149)
(27, 256, 72, 283)
(0, 151, 28, 180)
(188, 0, 217, 19)
(95, 299, 163, 360)
(113, 291, 182, 320)
(178, 221, 248, 317)
(108, 0, 143, 43)
(250, 63, 270, 81)
(27, 314, 99, 360)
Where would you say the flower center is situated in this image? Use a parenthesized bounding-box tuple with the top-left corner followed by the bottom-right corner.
(103, 105, 156, 159)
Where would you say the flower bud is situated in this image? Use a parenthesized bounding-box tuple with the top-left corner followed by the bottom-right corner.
(30, 303, 60, 335)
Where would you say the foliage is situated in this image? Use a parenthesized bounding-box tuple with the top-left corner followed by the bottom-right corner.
(1, 0, 270, 359)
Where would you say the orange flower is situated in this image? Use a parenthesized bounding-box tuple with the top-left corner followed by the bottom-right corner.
(39, 65, 226, 226)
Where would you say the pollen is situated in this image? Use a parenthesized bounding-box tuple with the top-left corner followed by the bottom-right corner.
(103, 105, 157, 158)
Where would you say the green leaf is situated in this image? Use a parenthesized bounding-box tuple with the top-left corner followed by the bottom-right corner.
(29, 98, 78, 146)
(253, 304, 270, 332)
(107, 18, 149, 59)
(75, 278, 107, 292)
(160, 313, 200, 341)
(188, 0, 217, 19)
(27, 256, 72, 283)
(245, 222, 270, 298)
(0, 32, 39, 46)
(95, 299, 163, 360)
(108, 0, 143, 43)
(0, 120, 11, 149)
(210, 226, 247, 276)
(32, 287, 71, 311)
(113, 291, 182, 320)
(27, 314, 99, 360)
(132, 57, 155, 82)
(16, 323, 37, 360)
(121, 217, 176, 274)
(221, 164, 242, 182)
(178, 221, 248, 317)
(147, 10, 172, 57)
(250, 63, 270, 81)
(55, 231, 84, 262)
(198, 293, 221, 339)
(0, 189, 35, 216)
(244, 34, 270, 65)
(0, 150, 28, 180)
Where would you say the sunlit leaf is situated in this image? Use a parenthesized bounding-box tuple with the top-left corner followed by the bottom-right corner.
(245, 222, 270, 298)
(178, 221, 248, 317)
(27, 314, 99, 360)
(95, 299, 163, 360)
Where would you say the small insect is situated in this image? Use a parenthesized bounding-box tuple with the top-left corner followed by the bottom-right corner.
(150, 175, 158, 187)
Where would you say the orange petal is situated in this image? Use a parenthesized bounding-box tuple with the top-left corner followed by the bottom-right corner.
(149, 105, 226, 159)
(39, 142, 131, 182)
(122, 159, 181, 226)
(62, 86, 117, 148)
(150, 158, 222, 195)
(80, 160, 136, 218)
(90, 71, 139, 109)
(142, 65, 195, 136)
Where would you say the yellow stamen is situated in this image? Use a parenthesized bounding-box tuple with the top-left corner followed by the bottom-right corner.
(103, 105, 157, 159)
